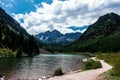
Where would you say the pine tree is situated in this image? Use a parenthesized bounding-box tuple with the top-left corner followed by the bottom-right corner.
(0, 20, 2, 47)
(27, 35, 34, 56)
(0, 26, 2, 47)
(16, 48, 22, 58)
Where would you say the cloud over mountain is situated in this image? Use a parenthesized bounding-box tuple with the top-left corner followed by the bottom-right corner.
(13, 0, 120, 35)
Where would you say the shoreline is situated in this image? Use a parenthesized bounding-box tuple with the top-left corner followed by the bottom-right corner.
(48, 58, 112, 80)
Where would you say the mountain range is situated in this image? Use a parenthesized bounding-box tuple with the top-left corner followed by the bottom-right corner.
(35, 30, 82, 44)
(1, 6, 120, 54)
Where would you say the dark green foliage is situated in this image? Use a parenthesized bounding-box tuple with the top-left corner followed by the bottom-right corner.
(97, 53, 120, 76)
(0, 26, 2, 47)
(43, 43, 64, 53)
(16, 48, 22, 58)
(82, 59, 102, 70)
(53, 68, 64, 76)
(24, 35, 40, 56)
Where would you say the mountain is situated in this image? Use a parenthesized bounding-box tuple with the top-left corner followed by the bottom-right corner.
(35, 30, 82, 44)
(0, 7, 42, 57)
(79, 13, 120, 41)
(0, 7, 28, 35)
(65, 13, 120, 52)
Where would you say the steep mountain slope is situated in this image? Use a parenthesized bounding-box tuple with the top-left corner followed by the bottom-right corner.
(0, 7, 28, 35)
(80, 13, 120, 41)
(66, 13, 120, 52)
(0, 7, 41, 57)
(35, 30, 82, 44)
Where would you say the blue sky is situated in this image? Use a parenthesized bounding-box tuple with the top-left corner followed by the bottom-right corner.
(0, 0, 52, 14)
(69, 26, 89, 31)
(0, 0, 120, 35)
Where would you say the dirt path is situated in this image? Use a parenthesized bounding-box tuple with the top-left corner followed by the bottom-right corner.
(48, 60, 112, 80)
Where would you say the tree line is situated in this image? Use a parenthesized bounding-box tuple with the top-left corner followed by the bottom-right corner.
(0, 19, 40, 57)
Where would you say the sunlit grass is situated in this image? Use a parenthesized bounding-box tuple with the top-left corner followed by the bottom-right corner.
(0, 48, 16, 57)
(97, 53, 120, 80)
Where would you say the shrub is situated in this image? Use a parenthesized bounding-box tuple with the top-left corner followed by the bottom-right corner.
(53, 68, 64, 76)
(82, 59, 102, 70)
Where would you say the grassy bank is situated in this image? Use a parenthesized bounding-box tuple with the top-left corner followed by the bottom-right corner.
(0, 48, 16, 57)
(50, 51, 96, 57)
(97, 53, 120, 80)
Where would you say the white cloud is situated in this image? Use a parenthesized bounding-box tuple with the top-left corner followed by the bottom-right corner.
(13, 0, 120, 35)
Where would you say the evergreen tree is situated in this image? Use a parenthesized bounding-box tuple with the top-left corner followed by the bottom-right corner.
(27, 35, 34, 56)
(16, 48, 22, 58)
(0, 26, 2, 47)
(0, 20, 3, 47)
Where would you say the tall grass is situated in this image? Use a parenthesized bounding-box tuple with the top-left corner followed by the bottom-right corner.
(97, 53, 120, 76)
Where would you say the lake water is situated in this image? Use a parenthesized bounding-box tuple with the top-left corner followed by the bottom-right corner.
(0, 54, 86, 80)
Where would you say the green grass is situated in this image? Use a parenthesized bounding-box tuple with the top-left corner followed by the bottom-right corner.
(0, 48, 16, 57)
(97, 53, 120, 80)
(82, 59, 102, 70)
(99, 71, 120, 80)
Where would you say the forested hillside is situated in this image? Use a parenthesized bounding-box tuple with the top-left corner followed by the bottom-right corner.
(0, 7, 41, 57)
(64, 13, 120, 53)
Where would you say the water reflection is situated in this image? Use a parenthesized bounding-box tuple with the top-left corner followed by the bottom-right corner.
(0, 54, 86, 79)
